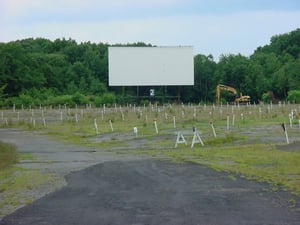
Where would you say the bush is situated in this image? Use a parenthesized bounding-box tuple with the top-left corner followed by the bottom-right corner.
(287, 90, 300, 103)
(46, 95, 73, 106)
(72, 92, 89, 105)
(261, 92, 270, 103)
(15, 94, 38, 107)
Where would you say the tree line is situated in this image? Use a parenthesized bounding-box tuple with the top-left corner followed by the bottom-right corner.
(0, 28, 300, 107)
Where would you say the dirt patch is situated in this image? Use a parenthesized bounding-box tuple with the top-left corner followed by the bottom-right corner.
(277, 141, 300, 151)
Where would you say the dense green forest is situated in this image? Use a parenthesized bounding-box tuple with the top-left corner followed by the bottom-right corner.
(0, 28, 300, 107)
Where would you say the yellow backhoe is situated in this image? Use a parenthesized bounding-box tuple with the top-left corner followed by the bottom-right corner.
(216, 84, 250, 105)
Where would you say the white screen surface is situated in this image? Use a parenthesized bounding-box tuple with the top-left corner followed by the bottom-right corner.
(108, 46, 194, 86)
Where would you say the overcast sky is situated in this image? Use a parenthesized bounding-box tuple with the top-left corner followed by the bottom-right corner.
(1, 0, 300, 60)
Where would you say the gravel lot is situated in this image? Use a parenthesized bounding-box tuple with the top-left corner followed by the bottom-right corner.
(0, 128, 300, 225)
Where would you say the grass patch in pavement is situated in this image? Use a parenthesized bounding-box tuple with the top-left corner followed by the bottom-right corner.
(0, 166, 63, 218)
(0, 141, 64, 218)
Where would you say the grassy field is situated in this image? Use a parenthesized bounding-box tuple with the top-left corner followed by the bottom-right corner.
(1, 102, 300, 197)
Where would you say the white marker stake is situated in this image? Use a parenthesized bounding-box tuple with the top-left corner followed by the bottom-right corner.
(109, 120, 114, 132)
(121, 111, 125, 121)
(154, 120, 158, 134)
(232, 114, 235, 127)
(281, 123, 289, 144)
(173, 116, 176, 128)
(133, 127, 138, 138)
(289, 113, 293, 128)
(175, 132, 187, 148)
(94, 119, 99, 134)
(43, 118, 46, 126)
(60, 111, 63, 121)
(227, 115, 230, 130)
(210, 122, 217, 137)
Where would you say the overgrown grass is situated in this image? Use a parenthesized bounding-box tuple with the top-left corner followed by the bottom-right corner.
(0, 141, 63, 217)
(0, 141, 18, 169)
(2, 104, 300, 197)
(0, 166, 64, 217)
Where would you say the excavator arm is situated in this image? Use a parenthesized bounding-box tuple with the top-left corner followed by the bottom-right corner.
(216, 84, 238, 104)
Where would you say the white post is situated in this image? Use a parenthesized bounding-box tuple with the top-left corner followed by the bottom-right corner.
(60, 111, 63, 121)
(181, 110, 185, 119)
(281, 123, 289, 144)
(232, 114, 235, 127)
(154, 120, 158, 134)
(94, 119, 99, 134)
(43, 118, 46, 126)
(173, 116, 176, 128)
(226, 115, 230, 130)
(75, 113, 78, 123)
(259, 107, 262, 119)
(121, 111, 125, 121)
(289, 113, 293, 128)
(133, 127, 138, 138)
(109, 120, 114, 132)
(210, 122, 217, 137)
(17, 112, 20, 121)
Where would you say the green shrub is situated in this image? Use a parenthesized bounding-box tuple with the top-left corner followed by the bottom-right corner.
(71, 93, 89, 105)
(93, 93, 116, 106)
(46, 95, 73, 106)
(261, 92, 270, 103)
(102, 93, 116, 105)
(287, 90, 300, 103)
(15, 94, 37, 107)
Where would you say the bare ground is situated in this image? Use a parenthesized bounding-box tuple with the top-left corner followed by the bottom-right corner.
(0, 128, 300, 224)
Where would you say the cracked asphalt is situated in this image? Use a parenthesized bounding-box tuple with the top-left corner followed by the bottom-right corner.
(1, 129, 300, 225)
